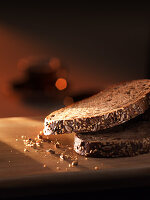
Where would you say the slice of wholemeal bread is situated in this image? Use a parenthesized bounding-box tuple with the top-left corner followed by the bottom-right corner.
(44, 79, 150, 135)
(74, 109, 150, 157)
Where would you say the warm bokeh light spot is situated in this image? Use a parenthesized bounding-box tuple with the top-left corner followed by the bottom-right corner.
(63, 96, 74, 106)
(49, 57, 61, 71)
(55, 78, 67, 90)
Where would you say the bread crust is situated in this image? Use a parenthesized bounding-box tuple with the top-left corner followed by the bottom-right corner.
(44, 79, 150, 135)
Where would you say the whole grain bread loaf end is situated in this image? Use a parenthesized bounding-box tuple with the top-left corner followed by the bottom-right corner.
(44, 79, 150, 135)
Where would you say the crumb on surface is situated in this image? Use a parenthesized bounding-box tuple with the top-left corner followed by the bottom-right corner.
(94, 166, 99, 170)
(60, 153, 64, 160)
(24, 148, 29, 152)
(72, 160, 78, 166)
(56, 166, 60, 170)
(46, 149, 55, 154)
(55, 142, 60, 148)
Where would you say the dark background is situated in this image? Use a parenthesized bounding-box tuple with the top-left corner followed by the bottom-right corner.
(0, 2, 150, 117)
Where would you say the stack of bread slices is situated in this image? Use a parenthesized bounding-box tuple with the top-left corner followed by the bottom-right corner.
(42, 79, 150, 157)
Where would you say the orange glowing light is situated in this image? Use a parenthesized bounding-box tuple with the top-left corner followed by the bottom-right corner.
(55, 78, 67, 90)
